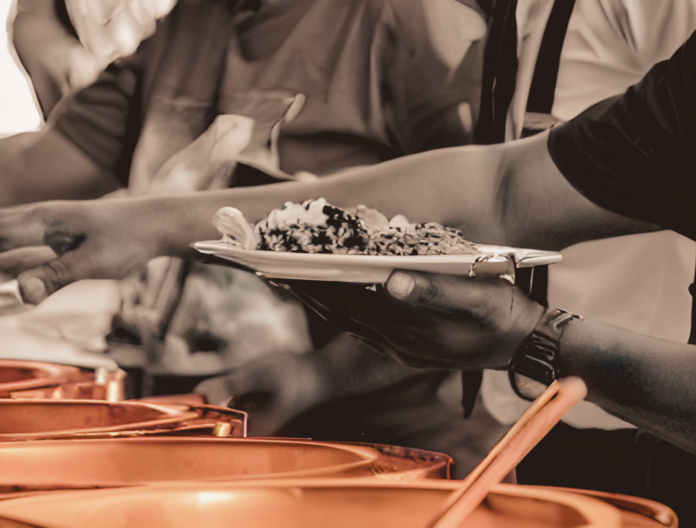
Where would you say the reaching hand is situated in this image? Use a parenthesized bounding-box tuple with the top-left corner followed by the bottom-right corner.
(0, 198, 167, 304)
(13, 0, 176, 114)
(195, 352, 325, 437)
(64, 0, 177, 68)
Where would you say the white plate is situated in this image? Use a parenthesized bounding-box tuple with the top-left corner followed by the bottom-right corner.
(193, 241, 562, 284)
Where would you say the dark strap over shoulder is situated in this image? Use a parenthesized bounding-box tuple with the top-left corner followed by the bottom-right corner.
(689, 266, 696, 344)
(475, 0, 519, 144)
(523, 0, 576, 314)
(526, 0, 577, 114)
(467, 0, 575, 417)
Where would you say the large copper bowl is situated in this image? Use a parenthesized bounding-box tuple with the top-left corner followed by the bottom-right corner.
(0, 360, 83, 393)
(0, 400, 246, 440)
(0, 437, 451, 498)
(0, 479, 676, 528)
(0, 359, 86, 398)
(0, 360, 123, 400)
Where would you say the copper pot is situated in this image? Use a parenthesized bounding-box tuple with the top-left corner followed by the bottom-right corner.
(0, 360, 84, 394)
(0, 479, 676, 528)
(0, 360, 124, 401)
(0, 400, 246, 440)
(0, 437, 450, 498)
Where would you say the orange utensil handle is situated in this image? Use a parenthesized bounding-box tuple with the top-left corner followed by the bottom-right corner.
(428, 377, 588, 528)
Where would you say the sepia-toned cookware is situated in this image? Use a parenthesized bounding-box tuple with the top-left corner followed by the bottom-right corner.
(0, 359, 125, 400)
(0, 370, 677, 527)
(0, 478, 676, 528)
(0, 437, 451, 500)
(0, 399, 246, 441)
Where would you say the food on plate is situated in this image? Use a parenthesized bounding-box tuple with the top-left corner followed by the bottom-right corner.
(213, 199, 481, 256)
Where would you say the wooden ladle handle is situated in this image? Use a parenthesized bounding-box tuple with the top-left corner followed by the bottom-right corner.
(428, 376, 588, 528)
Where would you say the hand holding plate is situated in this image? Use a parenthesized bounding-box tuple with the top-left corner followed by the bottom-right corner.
(378, 270, 545, 369)
(283, 271, 544, 371)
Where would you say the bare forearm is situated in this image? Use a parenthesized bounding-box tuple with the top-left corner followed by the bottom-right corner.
(148, 146, 508, 257)
(0, 132, 668, 302)
(154, 132, 660, 259)
(0, 130, 122, 207)
(559, 320, 696, 454)
(496, 131, 660, 250)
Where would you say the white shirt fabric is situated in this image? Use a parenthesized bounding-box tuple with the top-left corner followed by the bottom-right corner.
(481, 0, 696, 429)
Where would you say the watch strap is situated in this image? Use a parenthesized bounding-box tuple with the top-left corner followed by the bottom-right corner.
(510, 307, 581, 400)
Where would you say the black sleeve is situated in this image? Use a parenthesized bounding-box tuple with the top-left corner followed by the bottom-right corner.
(52, 62, 142, 187)
(547, 30, 696, 241)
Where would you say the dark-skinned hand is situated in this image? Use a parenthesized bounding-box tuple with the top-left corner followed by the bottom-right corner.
(279, 270, 544, 371)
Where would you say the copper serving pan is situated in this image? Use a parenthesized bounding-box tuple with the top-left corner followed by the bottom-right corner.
(0, 360, 83, 393)
(0, 360, 124, 401)
(0, 437, 450, 498)
(0, 400, 246, 441)
(0, 479, 676, 528)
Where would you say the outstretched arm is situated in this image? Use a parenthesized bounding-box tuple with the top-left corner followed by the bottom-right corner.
(4, 22, 684, 299)
(182, 131, 653, 252)
(0, 129, 657, 303)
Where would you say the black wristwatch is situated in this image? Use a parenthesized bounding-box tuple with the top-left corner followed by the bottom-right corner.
(509, 308, 582, 400)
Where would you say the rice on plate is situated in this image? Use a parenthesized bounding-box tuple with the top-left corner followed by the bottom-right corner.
(213, 199, 482, 257)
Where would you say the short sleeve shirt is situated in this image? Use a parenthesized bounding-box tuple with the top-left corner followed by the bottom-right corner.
(54, 0, 488, 181)
(548, 29, 696, 241)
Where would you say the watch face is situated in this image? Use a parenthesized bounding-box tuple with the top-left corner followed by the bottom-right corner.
(509, 371, 548, 401)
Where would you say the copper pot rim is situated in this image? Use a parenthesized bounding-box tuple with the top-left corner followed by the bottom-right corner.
(0, 436, 453, 496)
(0, 479, 675, 523)
(0, 361, 85, 392)
(0, 399, 199, 439)
(0, 436, 450, 473)
(0, 435, 384, 460)
(0, 400, 248, 441)
(0, 479, 653, 528)
(0, 399, 188, 416)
